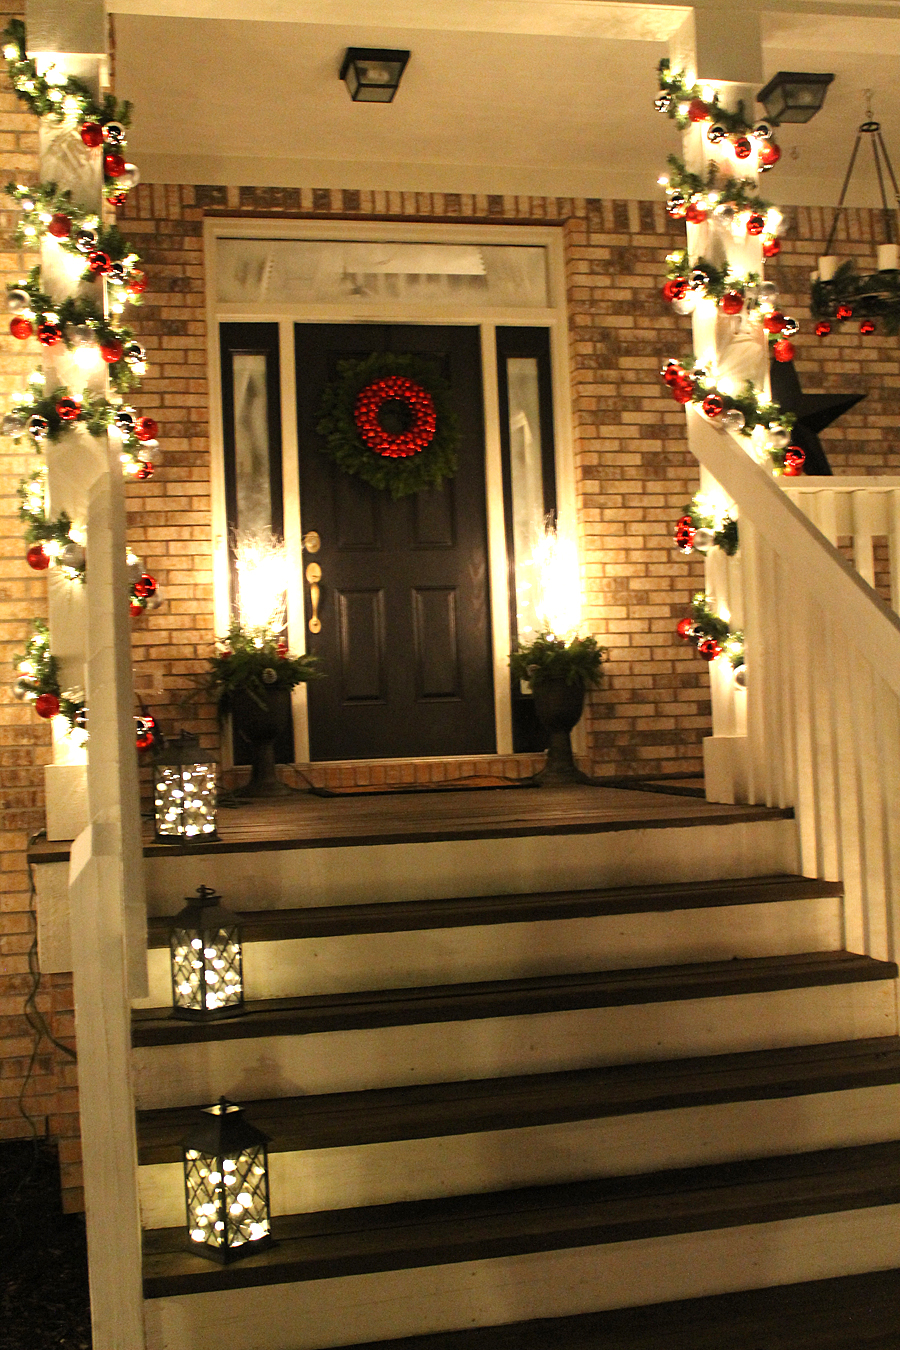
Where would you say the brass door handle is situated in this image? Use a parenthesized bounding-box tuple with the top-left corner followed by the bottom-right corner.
(306, 562, 322, 633)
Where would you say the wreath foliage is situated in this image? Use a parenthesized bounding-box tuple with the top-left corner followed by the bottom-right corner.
(316, 353, 460, 499)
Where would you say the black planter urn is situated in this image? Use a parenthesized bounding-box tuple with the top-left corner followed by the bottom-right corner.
(530, 678, 590, 786)
(231, 687, 292, 798)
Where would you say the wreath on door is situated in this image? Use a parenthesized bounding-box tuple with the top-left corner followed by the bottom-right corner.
(316, 352, 460, 498)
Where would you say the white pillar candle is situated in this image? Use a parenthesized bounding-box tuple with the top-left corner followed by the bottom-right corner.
(877, 243, 899, 271)
(818, 255, 840, 281)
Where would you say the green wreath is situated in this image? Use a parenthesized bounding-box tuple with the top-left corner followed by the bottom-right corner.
(316, 353, 460, 499)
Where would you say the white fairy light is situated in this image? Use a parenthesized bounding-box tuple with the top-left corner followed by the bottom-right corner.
(233, 530, 289, 638)
(528, 516, 582, 641)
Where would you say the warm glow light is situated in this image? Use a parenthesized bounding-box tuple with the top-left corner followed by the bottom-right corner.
(529, 517, 582, 640)
(233, 530, 289, 638)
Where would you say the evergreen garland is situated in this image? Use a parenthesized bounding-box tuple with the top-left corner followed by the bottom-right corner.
(811, 259, 900, 337)
(317, 353, 461, 499)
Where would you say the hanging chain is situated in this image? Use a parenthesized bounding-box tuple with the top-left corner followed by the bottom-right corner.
(825, 90, 900, 254)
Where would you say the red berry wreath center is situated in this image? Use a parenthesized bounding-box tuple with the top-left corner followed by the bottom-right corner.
(354, 376, 437, 459)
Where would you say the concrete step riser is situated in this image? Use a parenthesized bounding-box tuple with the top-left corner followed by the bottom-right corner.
(136, 894, 842, 1007)
(137, 1080, 900, 1226)
(142, 1201, 900, 1350)
(132, 979, 897, 1110)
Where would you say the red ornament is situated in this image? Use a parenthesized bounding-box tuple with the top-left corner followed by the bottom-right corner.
(762, 311, 787, 334)
(9, 316, 32, 340)
(56, 397, 81, 421)
(47, 213, 72, 238)
(353, 376, 437, 458)
(762, 238, 781, 258)
(662, 277, 689, 302)
(685, 202, 708, 224)
(88, 250, 111, 275)
(698, 637, 722, 661)
(128, 271, 146, 295)
(746, 214, 766, 236)
(35, 692, 60, 719)
(860, 319, 876, 335)
(773, 339, 795, 363)
(721, 291, 744, 315)
(134, 416, 159, 442)
(702, 394, 725, 418)
(687, 99, 709, 123)
(135, 461, 154, 480)
(129, 599, 145, 617)
(80, 122, 104, 148)
(37, 322, 62, 346)
(26, 543, 50, 570)
(671, 378, 695, 405)
(836, 304, 853, 321)
(108, 191, 128, 208)
(662, 361, 682, 385)
(815, 321, 832, 337)
(783, 447, 806, 476)
(674, 516, 696, 552)
(277, 641, 289, 659)
(677, 617, 695, 640)
(733, 136, 752, 159)
(99, 338, 124, 364)
(103, 151, 126, 180)
(133, 572, 157, 599)
(759, 142, 781, 169)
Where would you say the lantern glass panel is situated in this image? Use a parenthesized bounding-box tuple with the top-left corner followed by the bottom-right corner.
(171, 923, 243, 1015)
(184, 1142, 270, 1257)
(155, 760, 218, 840)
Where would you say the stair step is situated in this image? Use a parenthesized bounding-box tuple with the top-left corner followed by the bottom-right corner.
(333, 1265, 900, 1350)
(142, 1137, 900, 1298)
(145, 875, 843, 942)
(132, 951, 895, 1047)
(136, 1035, 900, 1163)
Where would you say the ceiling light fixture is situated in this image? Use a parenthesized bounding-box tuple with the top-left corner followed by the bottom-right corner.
(756, 71, 834, 124)
(340, 48, 410, 103)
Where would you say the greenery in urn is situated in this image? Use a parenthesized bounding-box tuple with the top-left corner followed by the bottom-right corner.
(205, 623, 321, 717)
(509, 632, 607, 691)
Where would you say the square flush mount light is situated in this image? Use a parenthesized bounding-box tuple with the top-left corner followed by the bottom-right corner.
(757, 71, 834, 124)
(340, 48, 410, 102)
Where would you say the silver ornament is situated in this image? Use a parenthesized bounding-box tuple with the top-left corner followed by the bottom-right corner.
(123, 342, 146, 365)
(752, 120, 773, 141)
(733, 664, 747, 688)
(144, 591, 164, 611)
(768, 425, 790, 449)
(13, 677, 36, 701)
(68, 323, 94, 348)
(715, 204, 735, 222)
(2, 411, 27, 437)
(126, 555, 144, 582)
(721, 408, 746, 433)
(757, 281, 778, 305)
(672, 295, 696, 315)
(74, 228, 98, 253)
(261, 667, 278, 685)
(103, 120, 126, 146)
(781, 315, 800, 337)
(115, 163, 140, 190)
(692, 528, 716, 552)
(107, 262, 128, 285)
(58, 540, 86, 570)
(7, 287, 30, 313)
(707, 123, 727, 144)
(114, 410, 136, 433)
(654, 92, 673, 114)
(28, 414, 49, 440)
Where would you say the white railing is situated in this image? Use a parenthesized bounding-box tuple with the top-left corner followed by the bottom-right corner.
(690, 410, 900, 967)
(782, 479, 900, 614)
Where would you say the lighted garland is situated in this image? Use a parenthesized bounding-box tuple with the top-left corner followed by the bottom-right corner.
(811, 260, 900, 338)
(2, 20, 137, 208)
(661, 156, 773, 226)
(317, 353, 460, 498)
(3, 376, 156, 475)
(13, 621, 85, 729)
(655, 59, 780, 162)
(676, 593, 746, 677)
(5, 184, 145, 301)
(660, 360, 804, 475)
(674, 493, 739, 556)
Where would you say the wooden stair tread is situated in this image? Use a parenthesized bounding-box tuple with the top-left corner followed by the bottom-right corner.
(333, 1266, 900, 1349)
(145, 873, 843, 945)
(142, 1138, 900, 1297)
(135, 1035, 900, 1162)
(131, 950, 896, 1047)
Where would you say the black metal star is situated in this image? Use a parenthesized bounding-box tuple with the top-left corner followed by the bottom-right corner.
(769, 359, 866, 475)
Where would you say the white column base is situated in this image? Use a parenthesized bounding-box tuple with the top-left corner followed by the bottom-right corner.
(703, 734, 748, 805)
(45, 762, 88, 841)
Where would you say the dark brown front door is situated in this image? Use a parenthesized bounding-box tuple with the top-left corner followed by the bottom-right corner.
(295, 323, 495, 761)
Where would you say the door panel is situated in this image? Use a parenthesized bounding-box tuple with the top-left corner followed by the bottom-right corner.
(295, 323, 495, 761)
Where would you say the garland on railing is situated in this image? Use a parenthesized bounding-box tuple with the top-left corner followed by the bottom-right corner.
(660, 156, 774, 223)
(660, 360, 803, 473)
(661, 253, 798, 349)
(655, 60, 781, 174)
(674, 493, 739, 556)
(13, 621, 86, 729)
(6, 184, 145, 303)
(811, 260, 900, 337)
(676, 593, 746, 678)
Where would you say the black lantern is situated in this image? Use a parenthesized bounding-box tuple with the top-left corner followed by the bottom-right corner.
(340, 48, 410, 102)
(154, 732, 218, 842)
(757, 72, 833, 124)
(182, 1098, 271, 1262)
(170, 886, 243, 1019)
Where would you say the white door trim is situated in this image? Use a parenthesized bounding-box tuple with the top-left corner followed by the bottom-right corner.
(205, 218, 577, 765)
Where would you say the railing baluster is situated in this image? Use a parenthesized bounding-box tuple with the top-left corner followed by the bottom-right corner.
(829, 613, 865, 954)
(849, 651, 889, 960)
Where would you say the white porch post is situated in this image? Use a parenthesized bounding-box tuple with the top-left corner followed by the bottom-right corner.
(24, 1, 148, 1345)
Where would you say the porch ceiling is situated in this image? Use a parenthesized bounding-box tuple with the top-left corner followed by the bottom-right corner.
(112, 0, 900, 204)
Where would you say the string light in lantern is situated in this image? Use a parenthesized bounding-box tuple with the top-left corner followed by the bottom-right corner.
(154, 732, 218, 842)
(182, 1098, 271, 1263)
(169, 885, 243, 1019)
